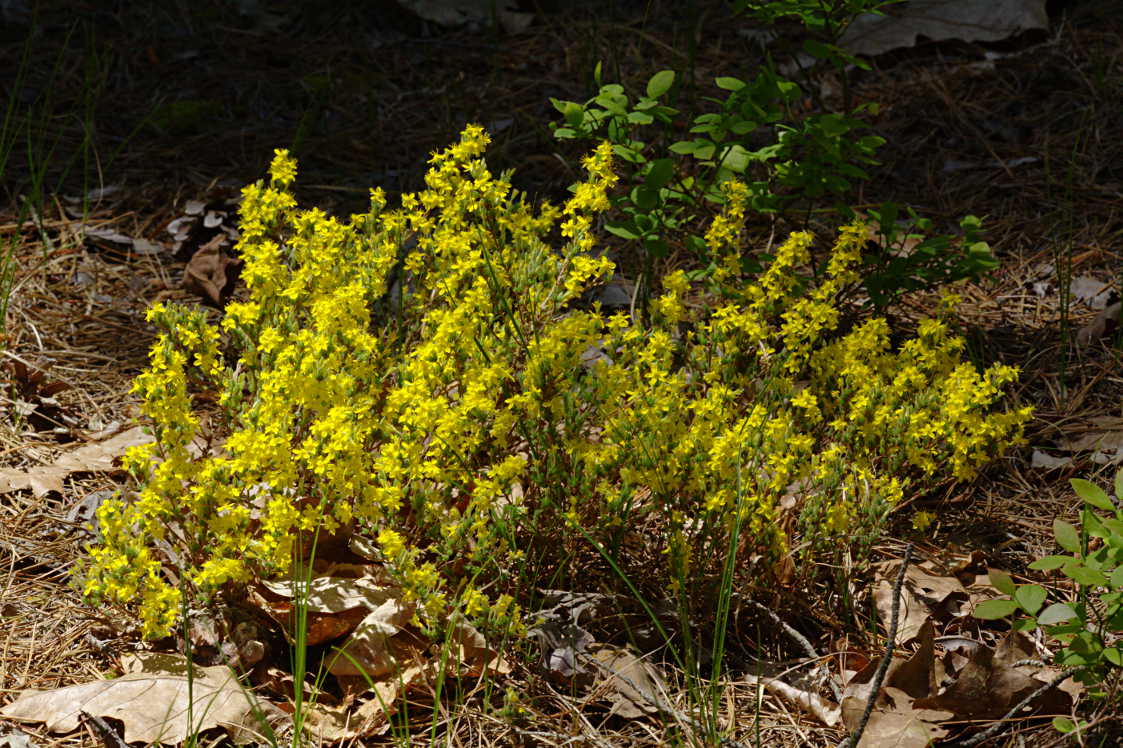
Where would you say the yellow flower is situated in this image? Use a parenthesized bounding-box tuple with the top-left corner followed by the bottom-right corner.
(912, 511, 935, 532)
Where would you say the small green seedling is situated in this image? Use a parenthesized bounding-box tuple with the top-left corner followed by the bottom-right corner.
(975, 468, 1123, 701)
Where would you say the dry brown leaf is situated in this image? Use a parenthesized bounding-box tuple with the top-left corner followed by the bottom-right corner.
(300, 685, 397, 742)
(260, 575, 398, 614)
(0, 657, 282, 744)
(327, 599, 415, 678)
(449, 616, 511, 676)
(887, 621, 937, 699)
(1031, 449, 1073, 470)
(873, 579, 931, 646)
(586, 644, 666, 719)
(255, 575, 401, 647)
(1076, 301, 1121, 347)
(914, 638, 1072, 720)
(842, 656, 898, 723)
(840, 0, 1048, 57)
(853, 687, 952, 748)
(1058, 415, 1123, 461)
(1069, 276, 1115, 309)
(0, 426, 153, 497)
(183, 235, 240, 307)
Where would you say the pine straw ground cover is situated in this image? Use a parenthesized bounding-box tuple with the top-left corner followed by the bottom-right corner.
(2, 1, 1123, 746)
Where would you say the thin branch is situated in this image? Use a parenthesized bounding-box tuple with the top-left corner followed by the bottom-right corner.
(838, 542, 914, 748)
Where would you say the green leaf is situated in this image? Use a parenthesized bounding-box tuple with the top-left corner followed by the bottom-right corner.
(593, 61, 603, 86)
(1102, 517, 1123, 537)
(730, 119, 756, 135)
(973, 598, 1019, 620)
(1063, 560, 1108, 588)
(627, 111, 654, 125)
(1072, 478, 1114, 511)
(1054, 519, 1082, 553)
(1115, 468, 1123, 505)
(1103, 646, 1123, 666)
(1029, 555, 1070, 571)
(718, 144, 750, 174)
(1068, 630, 1104, 657)
(611, 143, 643, 164)
(644, 158, 674, 189)
(1052, 716, 1077, 734)
(715, 76, 745, 91)
(565, 105, 586, 129)
(604, 221, 639, 240)
(644, 235, 669, 258)
(988, 569, 1017, 596)
(1014, 584, 1047, 615)
(630, 185, 659, 212)
(646, 70, 675, 99)
(595, 90, 628, 115)
(1110, 566, 1123, 589)
(803, 38, 834, 60)
(1038, 602, 1077, 625)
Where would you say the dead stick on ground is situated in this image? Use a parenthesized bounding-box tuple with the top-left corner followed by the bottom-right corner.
(837, 542, 913, 748)
(742, 597, 842, 701)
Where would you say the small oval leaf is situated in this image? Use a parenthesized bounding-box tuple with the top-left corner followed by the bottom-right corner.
(988, 569, 1017, 596)
(1072, 478, 1114, 511)
(1054, 519, 1082, 553)
(973, 598, 1019, 620)
(1028, 555, 1070, 571)
(646, 70, 676, 99)
(1038, 603, 1077, 626)
(1063, 560, 1108, 587)
(1014, 584, 1047, 615)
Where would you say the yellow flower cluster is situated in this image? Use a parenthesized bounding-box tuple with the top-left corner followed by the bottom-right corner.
(82, 126, 1030, 638)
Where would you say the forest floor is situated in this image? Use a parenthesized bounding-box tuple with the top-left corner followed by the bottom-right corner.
(1, 1, 1122, 746)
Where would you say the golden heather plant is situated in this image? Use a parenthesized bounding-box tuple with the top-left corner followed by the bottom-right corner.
(83, 125, 1030, 639)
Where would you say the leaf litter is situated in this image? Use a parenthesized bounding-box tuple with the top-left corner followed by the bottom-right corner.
(2, 1, 1123, 741)
(755, 556, 1079, 747)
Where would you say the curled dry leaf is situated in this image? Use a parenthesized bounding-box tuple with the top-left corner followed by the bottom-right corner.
(182, 234, 241, 307)
(449, 616, 511, 677)
(327, 597, 415, 678)
(1076, 301, 1121, 347)
(1057, 415, 1123, 464)
(1030, 449, 1073, 470)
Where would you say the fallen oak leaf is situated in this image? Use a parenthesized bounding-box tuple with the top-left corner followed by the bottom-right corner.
(0, 426, 153, 497)
(914, 635, 1072, 721)
(839, 0, 1049, 57)
(0, 657, 283, 744)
